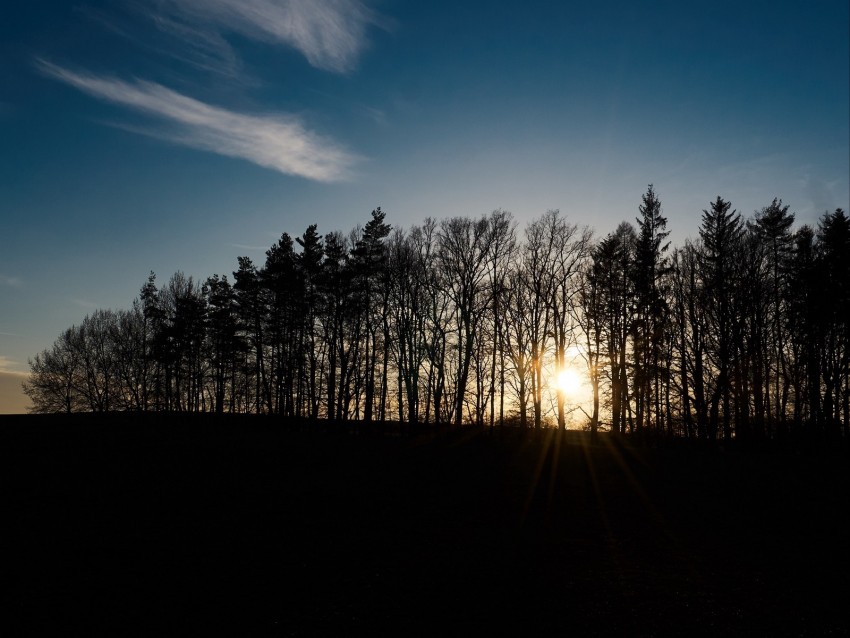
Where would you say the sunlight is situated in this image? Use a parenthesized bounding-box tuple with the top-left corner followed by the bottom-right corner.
(555, 368, 582, 397)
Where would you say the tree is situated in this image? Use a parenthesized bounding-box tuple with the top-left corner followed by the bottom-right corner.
(233, 256, 265, 413)
(350, 208, 392, 422)
(670, 244, 702, 438)
(584, 223, 636, 434)
(815, 209, 850, 437)
(437, 215, 490, 427)
(387, 226, 432, 425)
(111, 304, 148, 411)
(752, 198, 795, 436)
(263, 233, 301, 415)
(28, 196, 848, 440)
(699, 196, 745, 441)
(419, 218, 451, 425)
(138, 272, 161, 410)
(297, 225, 325, 420)
(549, 215, 592, 430)
(160, 273, 207, 412)
(503, 266, 535, 428)
(520, 212, 559, 429)
(319, 230, 350, 421)
(785, 225, 818, 436)
(484, 210, 517, 429)
(632, 185, 671, 435)
(24, 328, 81, 413)
(204, 274, 240, 414)
(578, 250, 603, 437)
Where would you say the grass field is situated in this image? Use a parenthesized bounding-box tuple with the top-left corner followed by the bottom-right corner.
(3, 414, 848, 635)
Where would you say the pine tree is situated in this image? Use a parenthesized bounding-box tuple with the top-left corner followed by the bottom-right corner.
(699, 196, 744, 441)
(633, 185, 671, 435)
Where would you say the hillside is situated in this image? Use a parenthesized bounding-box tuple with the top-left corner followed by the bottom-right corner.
(3, 414, 848, 635)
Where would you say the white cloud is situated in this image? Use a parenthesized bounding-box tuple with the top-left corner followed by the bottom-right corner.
(37, 60, 358, 181)
(155, 0, 386, 73)
(0, 274, 22, 287)
(80, 3, 252, 83)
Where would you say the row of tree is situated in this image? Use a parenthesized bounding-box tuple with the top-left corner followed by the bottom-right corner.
(24, 189, 850, 441)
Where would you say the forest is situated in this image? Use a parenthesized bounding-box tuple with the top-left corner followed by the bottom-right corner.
(23, 186, 850, 443)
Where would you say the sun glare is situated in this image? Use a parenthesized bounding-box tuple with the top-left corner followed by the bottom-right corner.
(555, 368, 582, 397)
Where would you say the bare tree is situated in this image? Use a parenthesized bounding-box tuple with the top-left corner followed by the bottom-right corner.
(484, 210, 517, 429)
(437, 215, 491, 427)
(24, 328, 82, 413)
(549, 214, 593, 430)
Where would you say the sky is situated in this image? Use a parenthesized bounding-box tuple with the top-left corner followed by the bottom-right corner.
(1, 0, 848, 411)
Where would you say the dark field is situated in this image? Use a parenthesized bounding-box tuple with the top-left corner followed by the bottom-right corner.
(3, 415, 849, 636)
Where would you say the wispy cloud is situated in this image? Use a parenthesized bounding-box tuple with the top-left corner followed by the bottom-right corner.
(0, 356, 24, 373)
(82, 3, 251, 83)
(0, 274, 22, 288)
(150, 11, 245, 78)
(37, 60, 358, 181)
(154, 0, 386, 73)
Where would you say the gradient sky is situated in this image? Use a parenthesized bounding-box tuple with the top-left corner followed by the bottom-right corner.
(1, 0, 848, 409)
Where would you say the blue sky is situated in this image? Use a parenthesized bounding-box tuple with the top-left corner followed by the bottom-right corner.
(1, 0, 848, 396)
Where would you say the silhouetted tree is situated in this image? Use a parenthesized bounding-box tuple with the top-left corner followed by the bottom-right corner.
(319, 230, 350, 420)
(233, 256, 265, 413)
(585, 223, 636, 434)
(752, 198, 795, 436)
(578, 251, 603, 437)
(419, 218, 451, 425)
(24, 327, 81, 413)
(815, 209, 850, 437)
(387, 226, 431, 424)
(522, 212, 559, 429)
(437, 215, 490, 427)
(504, 265, 535, 428)
(549, 215, 592, 430)
(27, 196, 850, 439)
(204, 274, 240, 414)
(350, 208, 392, 422)
(699, 196, 745, 441)
(632, 185, 671, 435)
(484, 209, 517, 429)
(263, 233, 301, 415)
(297, 225, 325, 420)
(111, 304, 148, 411)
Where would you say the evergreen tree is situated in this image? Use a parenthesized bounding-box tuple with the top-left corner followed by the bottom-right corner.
(350, 208, 392, 422)
(296, 224, 324, 420)
(753, 198, 795, 436)
(699, 196, 744, 441)
(632, 185, 671, 434)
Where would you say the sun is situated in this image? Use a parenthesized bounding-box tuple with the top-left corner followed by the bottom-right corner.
(554, 368, 582, 397)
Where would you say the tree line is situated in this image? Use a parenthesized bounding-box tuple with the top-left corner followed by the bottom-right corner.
(24, 188, 850, 442)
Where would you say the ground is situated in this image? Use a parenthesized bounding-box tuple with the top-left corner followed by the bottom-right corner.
(2, 414, 848, 635)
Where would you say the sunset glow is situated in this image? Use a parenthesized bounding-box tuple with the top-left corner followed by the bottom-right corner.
(1, 0, 847, 422)
(555, 368, 582, 398)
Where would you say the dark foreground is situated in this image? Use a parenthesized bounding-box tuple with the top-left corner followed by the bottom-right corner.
(3, 414, 848, 636)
